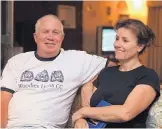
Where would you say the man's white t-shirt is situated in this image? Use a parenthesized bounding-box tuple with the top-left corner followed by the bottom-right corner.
(1, 49, 107, 128)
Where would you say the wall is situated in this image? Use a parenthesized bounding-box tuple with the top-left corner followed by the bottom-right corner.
(82, 1, 148, 65)
(82, 1, 118, 54)
(147, 1, 162, 7)
(14, 1, 83, 52)
(1, 1, 83, 71)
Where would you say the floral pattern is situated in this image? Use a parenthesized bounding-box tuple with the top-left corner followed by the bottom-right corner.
(146, 89, 162, 128)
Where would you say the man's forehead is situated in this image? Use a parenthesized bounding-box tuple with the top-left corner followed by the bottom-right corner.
(41, 28, 61, 31)
(41, 17, 61, 25)
(40, 20, 61, 29)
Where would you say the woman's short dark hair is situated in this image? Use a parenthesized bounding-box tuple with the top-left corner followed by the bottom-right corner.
(114, 19, 155, 55)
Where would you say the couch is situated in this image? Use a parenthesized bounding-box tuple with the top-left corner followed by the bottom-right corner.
(67, 86, 162, 128)
(146, 87, 162, 128)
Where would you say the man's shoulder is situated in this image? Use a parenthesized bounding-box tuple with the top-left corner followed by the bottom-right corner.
(7, 51, 34, 66)
(62, 50, 89, 60)
(63, 49, 104, 59)
(61, 49, 106, 66)
(10, 51, 34, 61)
(64, 49, 87, 55)
(4, 51, 35, 70)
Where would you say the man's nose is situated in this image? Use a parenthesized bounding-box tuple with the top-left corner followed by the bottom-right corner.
(47, 32, 55, 40)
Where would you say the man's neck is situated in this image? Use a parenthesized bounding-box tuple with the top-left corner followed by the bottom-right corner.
(35, 50, 61, 61)
(36, 50, 60, 58)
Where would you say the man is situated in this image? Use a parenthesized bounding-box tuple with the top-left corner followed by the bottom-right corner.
(1, 14, 111, 128)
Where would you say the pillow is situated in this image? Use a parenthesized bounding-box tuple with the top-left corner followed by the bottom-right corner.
(146, 90, 162, 128)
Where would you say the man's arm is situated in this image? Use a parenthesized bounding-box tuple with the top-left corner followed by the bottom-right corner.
(0, 56, 19, 128)
(81, 76, 97, 107)
(107, 60, 117, 67)
(81, 59, 116, 107)
(1, 91, 13, 128)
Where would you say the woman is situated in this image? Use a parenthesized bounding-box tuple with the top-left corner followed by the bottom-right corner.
(72, 19, 160, 128)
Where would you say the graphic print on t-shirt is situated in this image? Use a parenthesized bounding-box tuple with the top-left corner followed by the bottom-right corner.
(50, 71, 64, 82)
(35, 70, 49, 82)
(19, 70, 64, 91)
(20, 70, 64, 82)
(20, 70, 34, 81)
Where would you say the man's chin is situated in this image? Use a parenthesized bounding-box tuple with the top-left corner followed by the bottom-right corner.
(45, 49, 60, 55)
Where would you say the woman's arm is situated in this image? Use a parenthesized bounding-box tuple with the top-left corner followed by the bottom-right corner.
(73, 84, 156, 123)
(73, 76, 97, 128)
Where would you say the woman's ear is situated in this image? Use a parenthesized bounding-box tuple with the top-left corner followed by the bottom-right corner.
(138, 44, 145, 53)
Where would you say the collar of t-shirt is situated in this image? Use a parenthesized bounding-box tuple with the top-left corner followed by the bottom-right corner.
(34, 51, 61, 61)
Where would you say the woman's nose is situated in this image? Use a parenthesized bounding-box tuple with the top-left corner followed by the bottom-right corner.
(114, 40, 121, 47)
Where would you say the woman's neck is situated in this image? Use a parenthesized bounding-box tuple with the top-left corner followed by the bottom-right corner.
(119, 58, 142, 71)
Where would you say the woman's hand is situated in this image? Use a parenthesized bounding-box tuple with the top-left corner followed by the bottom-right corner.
(74, 118, 89, 128)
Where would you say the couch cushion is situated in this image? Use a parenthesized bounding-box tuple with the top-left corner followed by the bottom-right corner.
(146, 89, 162, 128)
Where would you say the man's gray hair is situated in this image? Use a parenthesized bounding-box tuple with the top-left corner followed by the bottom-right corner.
(35, 14, 65, 35)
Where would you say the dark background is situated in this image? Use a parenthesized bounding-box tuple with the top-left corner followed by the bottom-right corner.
(14, 1, 83, 52)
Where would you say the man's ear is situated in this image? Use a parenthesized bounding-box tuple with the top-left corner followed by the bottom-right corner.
(61, 34, 65, 41)
(33, 33, 37, 44)
(33, 33, 36, 38)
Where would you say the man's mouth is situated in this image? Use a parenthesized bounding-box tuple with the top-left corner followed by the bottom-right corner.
(45, 43, 56, 46)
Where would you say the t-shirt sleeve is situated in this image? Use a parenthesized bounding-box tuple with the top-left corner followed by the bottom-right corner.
(93, 75, 100, 88)
(136, 69, 160, 99)
(0, 59, 19, 93)
(92, 68, 106, 88)
(80, 52, 108, 85)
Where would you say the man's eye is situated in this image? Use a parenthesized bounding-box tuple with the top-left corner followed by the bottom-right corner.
(43, 30, 49, 33)
(53, 31, 60, 35)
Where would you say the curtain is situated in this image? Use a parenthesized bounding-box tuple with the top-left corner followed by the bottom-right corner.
(147, 7, 162, 81)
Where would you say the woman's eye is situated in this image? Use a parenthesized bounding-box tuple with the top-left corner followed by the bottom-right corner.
(124, 40, 129, 43)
